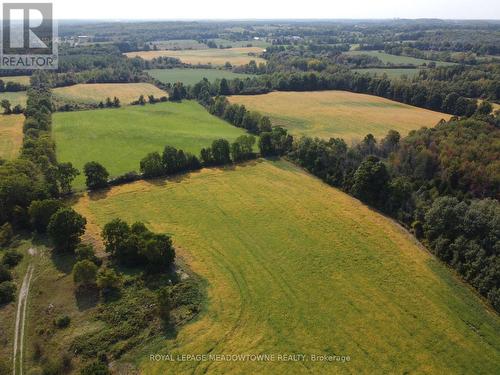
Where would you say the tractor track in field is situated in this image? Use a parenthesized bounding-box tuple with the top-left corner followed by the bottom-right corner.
(12, 248, 36, 375)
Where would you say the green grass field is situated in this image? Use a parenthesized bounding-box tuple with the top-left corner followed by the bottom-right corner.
(0, 115, 24, 160)
(229, 91, 451, 141)
(52, 83, 167, 105)
(125, 47, 266, 66)
(344, 50, 455, 66)
(147, 68, 254, 85)
(74, 159, 500, 374)
(0, 91, 27, 107)
(53, 101, 252, 188)
(353, 67, 421, 79)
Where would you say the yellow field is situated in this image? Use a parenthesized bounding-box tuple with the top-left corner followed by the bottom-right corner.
(74, 160, 500, 374)
(0, 115, 24, 159)
(125, 47, 266, 66)
(230, 91, 451, 141)
(52, 83, 167, 105)
(0, 75, 30, 85)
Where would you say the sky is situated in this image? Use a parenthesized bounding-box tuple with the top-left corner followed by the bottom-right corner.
(7, 0, 500, 20)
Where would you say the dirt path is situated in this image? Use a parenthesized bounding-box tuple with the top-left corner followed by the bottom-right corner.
(12, 248, 36, 375)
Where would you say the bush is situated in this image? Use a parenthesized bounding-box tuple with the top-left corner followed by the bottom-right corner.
(73, 260, 98, 287)
(29, 199, 64, 233)
(0, 362, 11, 375)
(0, 222, 13, 247)
(54, 315, 71, 328)
(2, 249, 23, 267)
(0, 264, 12, 282)
(96, 268, 122, 292)
(108, 171, 141, 186)
(0, 281, 16, 304)
(75, 244, 102, 266)
(80, 361, 110, 375)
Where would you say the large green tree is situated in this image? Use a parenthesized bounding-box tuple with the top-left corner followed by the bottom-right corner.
(351, 156, 390, 207)
(83, 161, 109, 190)
(47, 208, 86, 252)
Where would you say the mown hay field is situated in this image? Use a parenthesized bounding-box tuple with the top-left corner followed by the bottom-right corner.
(0, 75, 31, 85)
(147, 68, 254, 85)
(0, 115, 24, 160)
(229, 91, 451, 141)
(74, 159, 500, 375)
(52, 83, 167, 105)
(53, 101, 251, 188)
(125, 47, 266, 66)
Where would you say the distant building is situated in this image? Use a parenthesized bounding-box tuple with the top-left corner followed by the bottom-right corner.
(77, 35, 90, 44)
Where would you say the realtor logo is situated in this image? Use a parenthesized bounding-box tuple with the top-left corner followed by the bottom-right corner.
(1, 2, 58, 69)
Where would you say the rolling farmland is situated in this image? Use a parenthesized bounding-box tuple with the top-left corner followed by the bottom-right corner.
(229, 91, 451, 141)
(74, 159, 500, 375)
(125, 47, 266, 66)
(53, 101, 252, 188)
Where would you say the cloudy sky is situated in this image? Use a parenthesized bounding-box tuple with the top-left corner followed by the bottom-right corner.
(12, 0, 500, 20)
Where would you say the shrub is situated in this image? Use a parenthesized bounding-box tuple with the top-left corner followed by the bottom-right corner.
(80, 361, 110, 375)
(75, 244, 102, 266)
(0, 222, 13, 247)
(96, 268, 122, 292)
(0, 281, 16, 304)
(29, 199, 64, 233)
(157, 287, 171, 322)
(0, 264, 12, 282)
(2, 249, 23, 267)
(54, 315, 71, 328)
(73, 260, 98, 287)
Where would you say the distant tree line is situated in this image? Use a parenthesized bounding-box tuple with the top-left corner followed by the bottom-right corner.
(0, 80, 28, 92)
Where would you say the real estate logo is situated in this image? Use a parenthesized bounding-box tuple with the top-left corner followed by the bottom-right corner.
(1, 2, 57, 69)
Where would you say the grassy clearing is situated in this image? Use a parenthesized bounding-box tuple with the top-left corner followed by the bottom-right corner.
(344, 50, 455, 66)
(52, 83, 167, 106)
(147, 68, 254, 85)
(151, 39, 207, 50)
(0, 115, 24, 160)
(20, 243, 100, 373)
(209, 38, 271, 48)
(353, 67, 421, 79)
(53, 101, 251, 188)
(74, 159, 500, 374)
(229, 91, 451, 142)
(0, 91, 27, 107)
(0, 76, 30, 85)
(125, 47, 266, 66)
